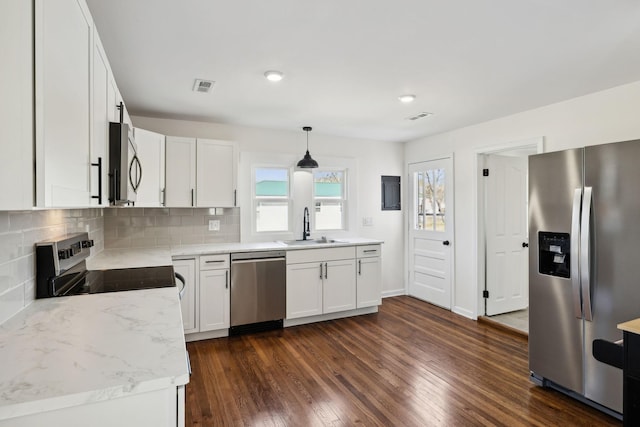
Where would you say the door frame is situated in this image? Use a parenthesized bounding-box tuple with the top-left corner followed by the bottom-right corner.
(475, 137, 543, 317)
(404, 155, 455, 310)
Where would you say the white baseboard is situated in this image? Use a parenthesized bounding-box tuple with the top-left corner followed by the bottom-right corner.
(382, 289, 406, 298)
(283, 306, 378, 327)
(185, 328, 228, 342)
(452, 305, 475, 320)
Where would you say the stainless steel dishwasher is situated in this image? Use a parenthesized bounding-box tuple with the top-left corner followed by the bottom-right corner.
(230, 251, 286, 335)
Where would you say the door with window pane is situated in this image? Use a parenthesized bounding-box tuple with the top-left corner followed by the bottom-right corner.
(408, 158, 454, 309)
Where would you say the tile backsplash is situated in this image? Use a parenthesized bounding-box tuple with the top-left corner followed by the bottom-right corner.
(104, 207, 240, 248)
(0, 209, 104, 324)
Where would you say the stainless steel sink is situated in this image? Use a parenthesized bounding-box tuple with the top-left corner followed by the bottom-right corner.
(281, 238, 340, 246)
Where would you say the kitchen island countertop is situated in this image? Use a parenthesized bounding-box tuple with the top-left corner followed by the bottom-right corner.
(0, 287, 189, 421)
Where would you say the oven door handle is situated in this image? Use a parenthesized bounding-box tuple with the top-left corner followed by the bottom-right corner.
(175, 272, 186, 300)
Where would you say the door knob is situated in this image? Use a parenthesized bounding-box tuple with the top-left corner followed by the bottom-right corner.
(522, 242, 529, 248)
(443, 240, 450, 246)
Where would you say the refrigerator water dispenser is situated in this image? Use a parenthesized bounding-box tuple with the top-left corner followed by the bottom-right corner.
(538, 232, 570, 278)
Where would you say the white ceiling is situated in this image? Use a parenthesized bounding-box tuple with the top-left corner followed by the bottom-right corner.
(86, 0, 640, 143)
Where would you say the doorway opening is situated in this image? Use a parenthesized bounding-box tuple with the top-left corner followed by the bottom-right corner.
(476, 138, 543, 334)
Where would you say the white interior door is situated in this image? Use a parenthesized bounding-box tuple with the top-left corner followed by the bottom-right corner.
(485, 154, 529, 315)
(408, 158, 454, 309)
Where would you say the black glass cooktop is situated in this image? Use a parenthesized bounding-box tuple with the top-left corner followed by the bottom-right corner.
(52, 266, 176, 297)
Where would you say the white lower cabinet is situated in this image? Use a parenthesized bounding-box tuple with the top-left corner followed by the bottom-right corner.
(173, 255, 230, 337)
(286, 246, 357, 320)
(286, 262, 324, 319)
(0, 387, 181, 427)
(323, 259, 356, 314)
(199, 268, 230, 332)
(173, 258, 197, 334)
(356, 245, 382, 308)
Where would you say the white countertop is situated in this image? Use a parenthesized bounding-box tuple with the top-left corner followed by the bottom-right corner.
(86, 247, 173, 270)
(171, 237, 383, 257)
(0, 287, 189, 421)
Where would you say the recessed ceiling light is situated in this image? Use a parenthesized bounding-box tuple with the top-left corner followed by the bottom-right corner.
(398, 94, 416, 103)
(264, 70, 284, 82)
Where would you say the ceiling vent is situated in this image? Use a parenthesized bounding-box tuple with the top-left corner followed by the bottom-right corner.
(193, 79, 215, 93)
(407, 112, 434, 121)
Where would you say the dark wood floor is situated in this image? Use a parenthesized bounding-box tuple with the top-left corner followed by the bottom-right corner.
(186, 296, 621, 426)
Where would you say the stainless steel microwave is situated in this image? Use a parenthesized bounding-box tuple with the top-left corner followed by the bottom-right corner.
(108, 122, 141, 205)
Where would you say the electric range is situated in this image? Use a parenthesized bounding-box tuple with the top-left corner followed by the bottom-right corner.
(36, 232, 176, 298)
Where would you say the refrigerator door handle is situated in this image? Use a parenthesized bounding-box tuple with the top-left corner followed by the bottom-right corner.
(571, 188, 583, 319)
(581, 186, 594, 321)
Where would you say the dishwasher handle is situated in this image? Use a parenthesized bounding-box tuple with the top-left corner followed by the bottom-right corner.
(231, 257, 285, 265)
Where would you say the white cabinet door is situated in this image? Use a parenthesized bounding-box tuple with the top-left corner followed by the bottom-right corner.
(91, 31, 110, 207)
(134, 128, 166, 207)
(357, 257, 382, 308)
(35, 0, 93, 207)
(174, 259, 198, 334)
(286, 262, 324, 319)
(196, 139, 237, 207)
(165, 136, 196, 207)
(323, 259, 356, 314)
(199, 269, 230, 332)
(0, 0, 33, 210)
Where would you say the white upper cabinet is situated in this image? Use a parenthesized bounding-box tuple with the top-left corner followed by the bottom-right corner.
(165, 137, 237, 207)
(35, 0, 93, 207)
(134, 128, 166, 207)
(90, 31, 111, 207)
(0, 0, 34, 210)
(196, 139, 237, 207)
(165, 136, 197, 207)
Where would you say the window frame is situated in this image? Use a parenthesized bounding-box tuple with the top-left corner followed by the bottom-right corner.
(252, 166, 293, 234)
(312, 168, 348, 232)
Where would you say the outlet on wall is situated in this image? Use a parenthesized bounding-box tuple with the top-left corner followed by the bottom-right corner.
(208, 219, 221, 231)
(362, 217, 374, 226)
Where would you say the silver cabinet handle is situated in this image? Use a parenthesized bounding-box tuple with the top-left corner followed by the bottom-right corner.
(358, 259, 361, 275)
(225, 270, 228, 289)
(234, 189, 237, 206)
(324, 262, 328, 279)
(205, 260, 226, 263)
(571, 188, 582, 319)
(191, 189, 195, 207)
(319, 263, 323, 279)
(363, 249, 377, 253)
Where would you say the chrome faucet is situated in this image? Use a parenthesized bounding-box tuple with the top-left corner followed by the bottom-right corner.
(303, 207, 310, 240)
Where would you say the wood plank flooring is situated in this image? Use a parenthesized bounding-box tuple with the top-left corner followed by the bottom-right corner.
(186, 296, 621, 426)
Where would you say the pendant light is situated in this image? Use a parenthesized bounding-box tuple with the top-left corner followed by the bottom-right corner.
(296, 126, 318, 168)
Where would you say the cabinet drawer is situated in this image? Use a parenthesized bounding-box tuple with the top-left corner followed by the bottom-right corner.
(286, 246, 355, 264)
(357, 245, 381, 258)
(199, 254, 230, 270)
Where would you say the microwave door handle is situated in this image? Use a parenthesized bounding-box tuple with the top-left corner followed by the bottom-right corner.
(571, 188, 582, 319)
(134, 156, 142, 191)
(129, 155, 142, 192)
(581, 187, 594, 321)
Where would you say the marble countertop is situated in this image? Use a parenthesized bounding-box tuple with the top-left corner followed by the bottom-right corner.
(171, 237, 383, 257)
(0, 287, 189, 421)
(86, 247, 173, 270)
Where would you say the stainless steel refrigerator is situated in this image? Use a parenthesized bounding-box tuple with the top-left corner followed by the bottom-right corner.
(529, 138, 640, 417)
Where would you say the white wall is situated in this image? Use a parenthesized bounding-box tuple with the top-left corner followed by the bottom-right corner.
(405, 80, 640, 319)
(131, 116, 405, 296)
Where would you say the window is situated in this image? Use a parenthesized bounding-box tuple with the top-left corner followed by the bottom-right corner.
(313, 170, 346, 230)
(254, 168, 290, 232)
(414, 168, 446, 231)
